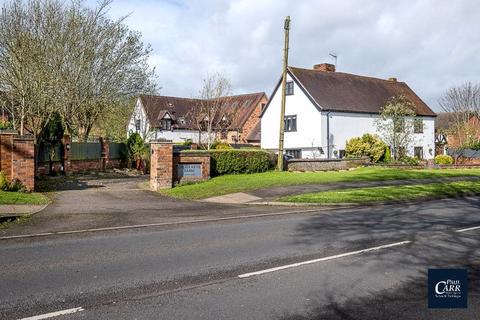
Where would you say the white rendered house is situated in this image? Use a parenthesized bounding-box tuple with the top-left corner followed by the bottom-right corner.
(261, 63, 436, 160)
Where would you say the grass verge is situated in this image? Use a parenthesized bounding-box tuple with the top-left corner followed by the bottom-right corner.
(0, 214, 32, 230)
(0, 191, 50, 205)
(279, 181, 480, 204)
(160, 167, 480, 200)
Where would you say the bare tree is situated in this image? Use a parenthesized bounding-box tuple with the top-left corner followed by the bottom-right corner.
(189, 73, 237, 149)
(438, 82, 480, 162)
(0, 0, 61, 140)
(375, 95, 417, 160)
(0, 0, 156, 142)
(57, 0, 157, 141)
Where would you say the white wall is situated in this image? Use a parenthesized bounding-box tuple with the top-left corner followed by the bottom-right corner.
(127, 99, 150, 140)
(325, 112, 435, 159)
(149, 129, 205, 144)
(261, 73, 323, 158)
(261, 74, 436, 160)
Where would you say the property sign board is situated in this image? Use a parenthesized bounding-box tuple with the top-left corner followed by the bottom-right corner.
(177, 163, 202, 178)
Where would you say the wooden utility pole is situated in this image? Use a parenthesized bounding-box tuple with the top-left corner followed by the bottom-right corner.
(277, 16, 290, 171)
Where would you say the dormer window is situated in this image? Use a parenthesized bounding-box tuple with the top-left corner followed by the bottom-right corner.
(135, 119, 141, 132)
(160, 119, 171, 130)
(220, 115, 229, 125)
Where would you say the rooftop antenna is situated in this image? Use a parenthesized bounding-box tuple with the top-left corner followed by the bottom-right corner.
(329, 53, 338, 67)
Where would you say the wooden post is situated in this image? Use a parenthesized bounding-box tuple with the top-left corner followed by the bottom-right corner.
(277, 16, 290, 171)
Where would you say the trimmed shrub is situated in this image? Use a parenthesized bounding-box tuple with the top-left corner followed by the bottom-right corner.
(0, 120, 13, 130)
(211, 141, 232, 150)
(8, 179, 25, 192)
(208, 150, 275, 175)
(0, 171, 26, 192)
(398, 156, 419, 165)
(468, 140, 480, 151)
(345, 134, 387, 163)
(383, 146, 391, 163)
(0, 171, 8, 190)
(435, 154, 454, 165)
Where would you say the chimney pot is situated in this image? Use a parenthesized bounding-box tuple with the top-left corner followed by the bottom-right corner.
(313, 63, 335, 72)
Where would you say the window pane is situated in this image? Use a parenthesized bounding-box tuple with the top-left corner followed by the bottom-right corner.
(414, 119, 423, 133)
(286, 149, 301, 159)
(414, 147, 423, 159)
(284, 115, 297, 132)
(286, 81, 294, 95)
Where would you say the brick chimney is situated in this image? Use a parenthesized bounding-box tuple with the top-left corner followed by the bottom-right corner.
(313, 63, 335, 72)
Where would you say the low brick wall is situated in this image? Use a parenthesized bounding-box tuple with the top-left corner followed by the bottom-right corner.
(366, 163, 480, 169)
(38, 158, 126, 176)
(36, 136, 126, 176)
(0, 132, 35, 190)
(287, 157, 369, 172)
(150, 142, 210, 190)
(364, 163, 424, 169)
(173, 152, 210, 184)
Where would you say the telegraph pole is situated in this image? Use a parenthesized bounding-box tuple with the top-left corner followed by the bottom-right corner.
(277, 16, 290, 171)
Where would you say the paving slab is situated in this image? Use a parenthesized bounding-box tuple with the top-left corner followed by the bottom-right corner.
(201, 192, 262, 204)
(0, 204, 48, 216)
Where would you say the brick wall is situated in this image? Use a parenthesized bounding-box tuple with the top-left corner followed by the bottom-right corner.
(150, 143, 174, 190)
(287, 157, 369, 172)
(150, 142, 210, 190)
(173, 152, 210, 184)
(239, 95, 267, 143)
(36, 136, 126, 176)
(0, 132, 35, 190)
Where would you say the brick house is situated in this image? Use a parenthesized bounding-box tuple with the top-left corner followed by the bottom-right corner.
(435, 112, 480, 154)
(128, 92, 267, 145)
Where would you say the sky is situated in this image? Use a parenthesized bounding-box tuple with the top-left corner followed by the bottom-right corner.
(29, 1, 480, 110)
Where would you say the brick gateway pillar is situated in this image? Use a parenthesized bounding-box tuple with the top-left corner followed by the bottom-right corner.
(150, 142, 174, 190)
(0, 131, 35, 190)
(150, 142, 211, 191)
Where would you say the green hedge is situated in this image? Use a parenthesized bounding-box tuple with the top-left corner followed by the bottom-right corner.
(184, 150, 275, 175)
(210, 150, 275, 175)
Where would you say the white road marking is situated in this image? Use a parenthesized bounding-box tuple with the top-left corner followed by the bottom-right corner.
(0, 208, 327, 240)
(456, 225, 480, 233)
(238, 240, 412, 278)
(19, 307, 84, 320)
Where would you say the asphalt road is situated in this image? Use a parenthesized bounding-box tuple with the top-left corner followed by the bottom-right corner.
(1, 197, 480, 319)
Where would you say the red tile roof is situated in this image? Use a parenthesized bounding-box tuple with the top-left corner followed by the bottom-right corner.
(139, 92, 266, 130)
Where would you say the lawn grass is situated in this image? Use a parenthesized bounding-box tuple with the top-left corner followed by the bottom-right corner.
(0, 191, 50, 205)
(279, 181, 480, 204)
(161, 167, 480, 200)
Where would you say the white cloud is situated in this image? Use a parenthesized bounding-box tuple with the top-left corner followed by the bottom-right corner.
(61, 0, 480, 109)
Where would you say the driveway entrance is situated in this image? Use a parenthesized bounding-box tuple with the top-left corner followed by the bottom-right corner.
(0, 175, 296, 238)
